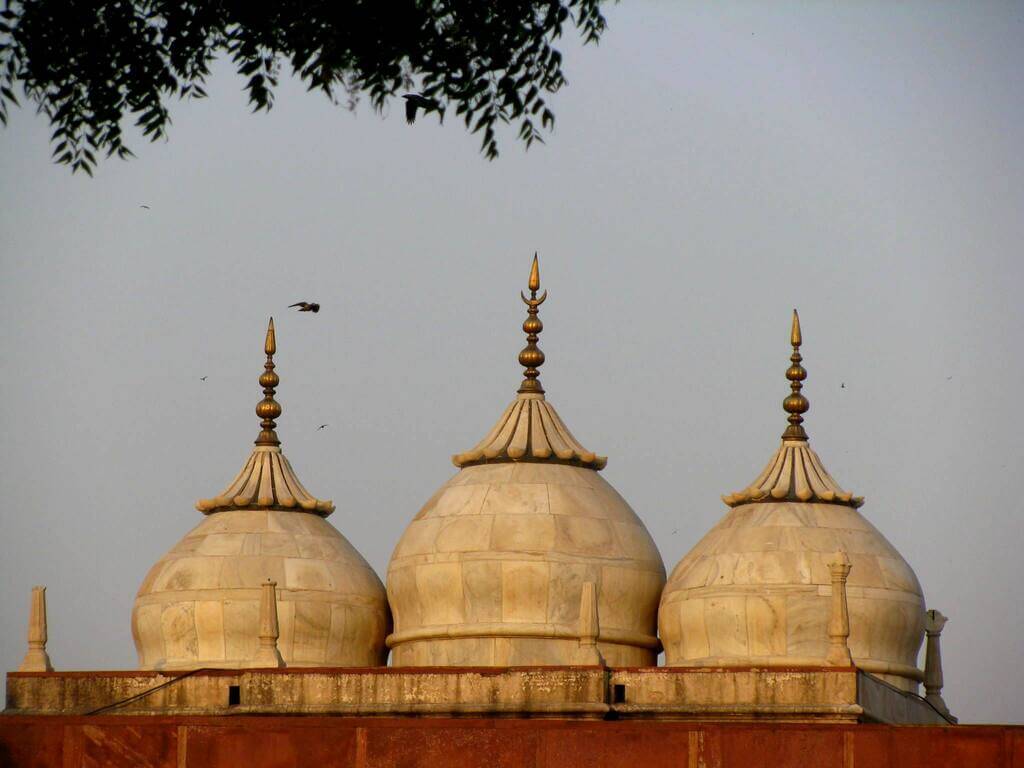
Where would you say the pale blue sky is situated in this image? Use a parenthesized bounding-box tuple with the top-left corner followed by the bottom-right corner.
(1, 2, 1022, 722)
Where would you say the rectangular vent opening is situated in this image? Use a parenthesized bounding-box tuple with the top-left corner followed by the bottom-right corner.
(228, 685, 241, 707)
(613, 683, 626, 704)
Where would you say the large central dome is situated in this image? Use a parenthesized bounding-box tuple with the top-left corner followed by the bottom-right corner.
(386, 257, 666, 666)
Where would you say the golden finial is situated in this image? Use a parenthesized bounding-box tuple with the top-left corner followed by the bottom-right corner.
(518, 253, 548, 394)
(255, 317, 282, 446)
(265, 316, 276, 355)
(528, 253, 541, 292)
(782, 309, 809, 440)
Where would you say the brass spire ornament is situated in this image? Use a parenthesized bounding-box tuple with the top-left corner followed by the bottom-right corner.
(782, 309, 809, 441)
(722, 311, 863, 508)
(196, 319, 334, 516)
(452, 253, 606, 470)
(255, 318, 282, 446)
(518, 253, 547, 395)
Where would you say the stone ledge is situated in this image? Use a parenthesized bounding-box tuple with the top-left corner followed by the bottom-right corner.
(5, 666, 950, 724)
(5, 667, 610, 718)
(611, 667, 948, 724)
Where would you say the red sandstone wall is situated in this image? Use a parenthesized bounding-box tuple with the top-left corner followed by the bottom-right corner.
(0, 716, 1021, 768)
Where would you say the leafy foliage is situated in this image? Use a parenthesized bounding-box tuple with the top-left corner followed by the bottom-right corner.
(0, 0, 607, 174)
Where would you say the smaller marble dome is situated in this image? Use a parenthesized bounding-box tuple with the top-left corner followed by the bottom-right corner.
(132, 320, 389, 670)
(386, 256, 666, 667)
(659, 312, 926, 692)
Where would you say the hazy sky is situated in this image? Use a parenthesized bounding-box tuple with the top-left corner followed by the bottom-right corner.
(1, 2, 1021, 723)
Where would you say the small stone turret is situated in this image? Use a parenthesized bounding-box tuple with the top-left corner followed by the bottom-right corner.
(826, 552, 853, 666)
(924, 609, 955, 721)
(18, 586, 53, 672)
(252, 580, 285, 668)
(575, 582, 605, 666)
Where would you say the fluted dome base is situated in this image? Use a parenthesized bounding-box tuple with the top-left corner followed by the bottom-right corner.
(132, 510, 390, 670)
(391, 633, 654, 667)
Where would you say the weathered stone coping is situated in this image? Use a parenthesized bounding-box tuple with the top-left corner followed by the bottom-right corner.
(5, 666, 950, 724)
(611, 667, 948, 725)
(656, 656, 925, 683)
(6, 667, 609, 719)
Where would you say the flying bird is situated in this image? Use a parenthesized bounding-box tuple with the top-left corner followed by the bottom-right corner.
(317, 424, 328, 431)
(200, 376, 208, 381)
(403, 93, 443, 124)
(289, 302, 320, 313)
(139, 205, 150, 209)
(841, 383, 845, 389)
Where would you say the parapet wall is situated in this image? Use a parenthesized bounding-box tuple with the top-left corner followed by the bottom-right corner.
(6, 666, 947, 724)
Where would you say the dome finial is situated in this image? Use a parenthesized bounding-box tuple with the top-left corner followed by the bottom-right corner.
(782, 309, 809, 440)
(518, 253, 548, 395)
(255, 317, 282, 446)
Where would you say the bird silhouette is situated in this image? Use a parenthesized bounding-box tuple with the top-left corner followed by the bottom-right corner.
(289, 302, 320, 313)
(200, 376, 208, 381)
(317, 424, 328, 431)
(403, 93, 443, 124)
(139, 205, 150, 209)
(841, 383, 845, 389)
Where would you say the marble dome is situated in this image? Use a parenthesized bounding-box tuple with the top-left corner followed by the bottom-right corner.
(386, 257, 666, 666)
(659, 312, 926, 692)
(132, 320, 389, 670)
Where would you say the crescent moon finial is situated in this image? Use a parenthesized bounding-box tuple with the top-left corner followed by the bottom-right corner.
(517, 254, 547, 395)
(520, 289, 547, 307)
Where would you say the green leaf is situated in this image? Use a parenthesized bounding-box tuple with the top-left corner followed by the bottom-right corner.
(4, 0, 608, 174)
